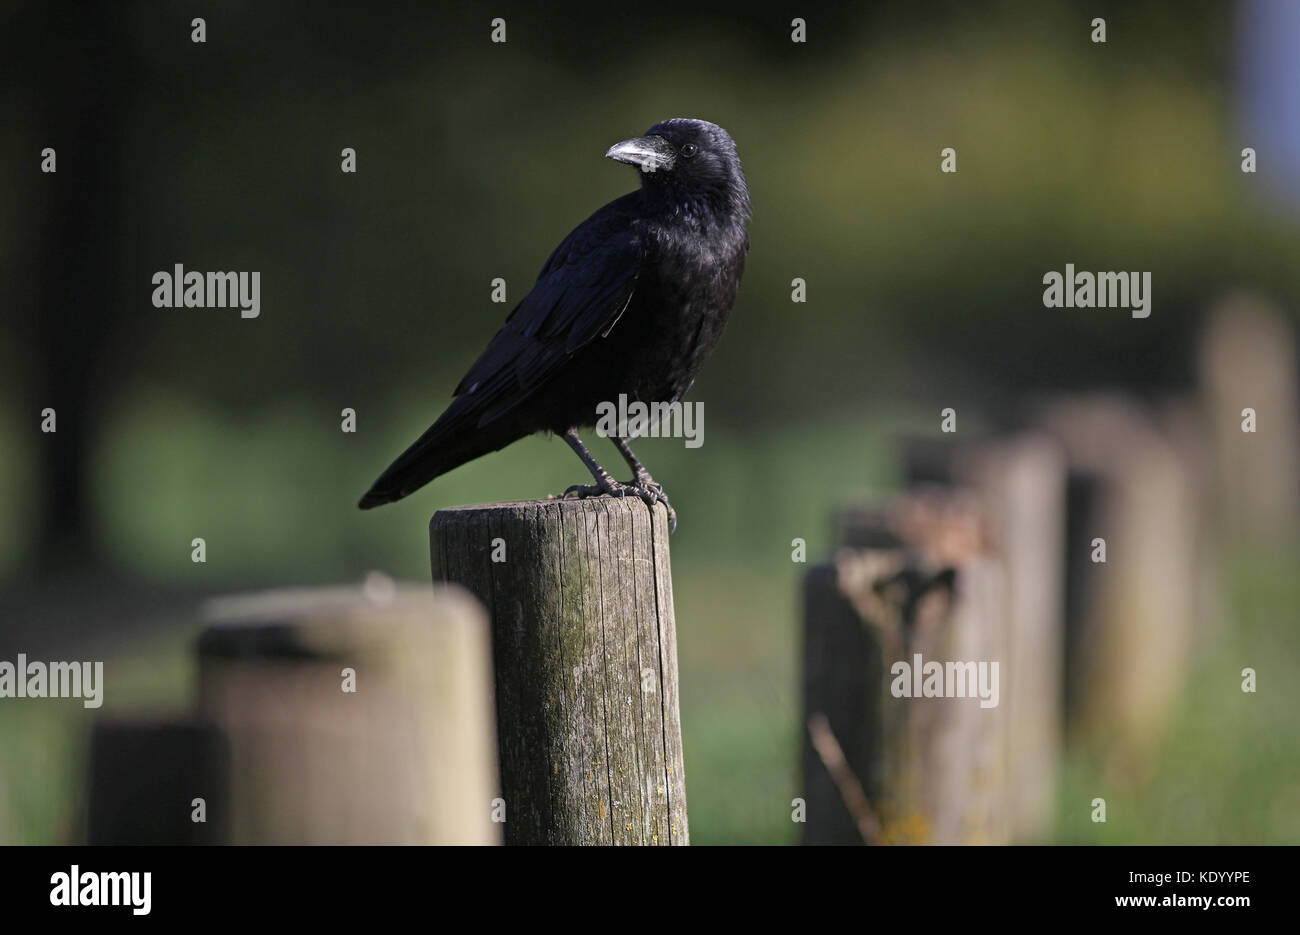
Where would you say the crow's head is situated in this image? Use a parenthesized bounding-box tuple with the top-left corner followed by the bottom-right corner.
(606, 118, 749, 219)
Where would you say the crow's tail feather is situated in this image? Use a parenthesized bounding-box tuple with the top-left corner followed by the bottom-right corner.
(358, 406, 525, 509)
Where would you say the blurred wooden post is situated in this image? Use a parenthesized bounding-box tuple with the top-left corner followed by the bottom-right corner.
(197, 580, 498, 845)
(802, 494, 1010, 844)
(1198, 294, 1300, 545)
(905, 435, 1067, 842)
(85, 718, 228, 844)
(431, 498, 687, 846)
(801, 561, 885, 845)
(1039, 396, 1199, 755)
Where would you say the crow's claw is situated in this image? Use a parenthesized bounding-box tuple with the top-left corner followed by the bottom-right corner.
(556, 476, 678, 532)
(562, 479, 632, 500)
(631, 476, 677, 533)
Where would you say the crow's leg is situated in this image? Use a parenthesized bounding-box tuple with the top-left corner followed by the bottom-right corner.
(558, 429, 677, 532)
(559, 427, 636, 499)
(612, 436, 658, 489)
(612, 436, 677, 532)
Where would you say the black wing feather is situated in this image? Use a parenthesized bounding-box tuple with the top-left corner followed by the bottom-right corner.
(452, 197, 643, 427)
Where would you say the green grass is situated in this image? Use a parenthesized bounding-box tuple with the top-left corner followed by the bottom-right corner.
(1055, 546, 1300, 845)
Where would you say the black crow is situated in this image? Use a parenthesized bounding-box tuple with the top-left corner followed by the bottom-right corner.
(359, 118, 750, 530)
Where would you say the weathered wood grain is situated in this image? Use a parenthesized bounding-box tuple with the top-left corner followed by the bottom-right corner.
(430, 497, 687, 846)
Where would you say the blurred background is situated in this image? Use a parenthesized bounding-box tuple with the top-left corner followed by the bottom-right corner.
(1, 0, 1298, 844)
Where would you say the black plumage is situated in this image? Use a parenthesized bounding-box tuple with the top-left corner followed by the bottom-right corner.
(359, 118, 751, 529)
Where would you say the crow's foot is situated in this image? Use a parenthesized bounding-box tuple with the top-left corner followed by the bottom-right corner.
(561, 478, 634, 500)
(555, 475, 677, 532)
(630, 475, 677, 532)
(631, 468, 659, 491)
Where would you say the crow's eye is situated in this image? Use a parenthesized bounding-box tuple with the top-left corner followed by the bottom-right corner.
(680, 143, 698, 158)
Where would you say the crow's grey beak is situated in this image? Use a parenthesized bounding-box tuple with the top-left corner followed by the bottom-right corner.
(605, 135, 677, 173)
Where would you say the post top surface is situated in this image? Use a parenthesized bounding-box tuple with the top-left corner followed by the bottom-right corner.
(198, 576, 483, 659)
(431, 497, 667, 525)
(433, 497, 654, 511)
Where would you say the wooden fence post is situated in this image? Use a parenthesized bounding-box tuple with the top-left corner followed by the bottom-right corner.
(85, 718, 228, 845)
(430, 498, 687, 846)
(802, 495, 1011, 844)
(904, 434, 1068, 842)
(1199, 294, 1300, 545)
(197, 581, 498, 844)
(800, 555, 889, 845)
(1039, 396, 1200, 755)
